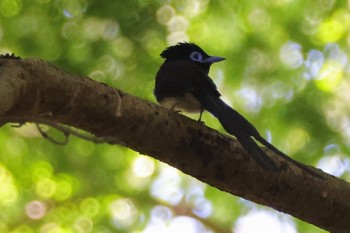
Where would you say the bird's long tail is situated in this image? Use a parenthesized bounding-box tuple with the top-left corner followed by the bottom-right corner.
(195, 95, 277, 171)
(254, 135, 323, 178)
(195, 95, 323, 178)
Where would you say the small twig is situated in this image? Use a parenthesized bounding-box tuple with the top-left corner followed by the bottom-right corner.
(0, 116, 124, 145)
(11, 122, 26, 128)
(36, 123, 69, 145)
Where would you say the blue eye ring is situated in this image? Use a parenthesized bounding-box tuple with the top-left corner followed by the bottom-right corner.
(190, 51, 203, 62)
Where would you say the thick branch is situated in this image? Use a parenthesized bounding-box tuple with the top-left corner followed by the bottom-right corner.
(0, 57, 349, 232)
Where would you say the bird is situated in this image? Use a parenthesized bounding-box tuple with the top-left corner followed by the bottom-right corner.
(154, 42, 322, 178)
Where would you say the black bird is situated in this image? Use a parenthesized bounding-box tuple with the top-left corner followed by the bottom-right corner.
(154, 42, 322, 177)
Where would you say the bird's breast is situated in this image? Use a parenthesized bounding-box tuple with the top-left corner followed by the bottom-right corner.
(159, 93, 202, 113)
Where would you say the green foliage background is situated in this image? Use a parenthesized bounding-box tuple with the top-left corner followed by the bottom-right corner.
(0, 0, 349, 232)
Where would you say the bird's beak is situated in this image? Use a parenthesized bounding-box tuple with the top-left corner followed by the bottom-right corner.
(202, 56, 225, 63)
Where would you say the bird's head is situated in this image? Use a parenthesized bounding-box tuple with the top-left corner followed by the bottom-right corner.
(160, 42, 225, 73)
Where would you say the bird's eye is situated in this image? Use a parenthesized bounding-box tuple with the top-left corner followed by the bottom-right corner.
(190, 51, 203, 62)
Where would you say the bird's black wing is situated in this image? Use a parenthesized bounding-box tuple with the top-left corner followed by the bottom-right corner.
(187, 68, 278, 171)
(154, 61, 193, 101)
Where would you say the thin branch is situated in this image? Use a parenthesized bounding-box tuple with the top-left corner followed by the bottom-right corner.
(0, 116, 119, 144)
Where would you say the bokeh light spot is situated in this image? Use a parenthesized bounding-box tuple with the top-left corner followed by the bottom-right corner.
(111, 37, 134, 58)
(83, 18, 119, 41)
(285, 128, 309, 154)
(167, 32, 189, 45)
(151, 166, 184, 205)
(109, 198, 138, 230)
(237, 87, 262, 113)
(132, 156, 155, 178)
(304, 50, 324, 79)
(103, 20, 120, 40)
(36, 178, 56, 198)
(167, 16, 189, 32)
(169, 216, 205, 233)
(314, 60, 343, 92)
(53, 174, 74, 201)
(74, 216, 93, 233)
(151, 205, 173, 223)
(61, 22, 79, 39)
(192, 197, 212, 218)
(157, 5, 176, 25)
(234, 210, 296, 233)
(80, 197, 100, 217)
(25, 200, 47, 220)
(0, 0, 21, 17)
(0, 165, 18, 205)
(248, 8, 271, 31)
(31, 161, 54, 180)
(280, 41, 303, 69)
(316, 16, 346, 43)
(318, 154, 349, 176)
(58, 0, 87, 18)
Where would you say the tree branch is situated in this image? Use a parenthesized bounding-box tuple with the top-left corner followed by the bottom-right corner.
(0, 57, 348, 232)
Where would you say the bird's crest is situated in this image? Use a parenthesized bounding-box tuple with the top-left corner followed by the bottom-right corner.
(160, 42, 209, 60)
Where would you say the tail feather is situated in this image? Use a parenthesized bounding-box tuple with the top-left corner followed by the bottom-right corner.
(195, 94, 277, 171)
(237, 134, 278, 171)
(195, 94, 323, 178)
(255, 136, 323, 178)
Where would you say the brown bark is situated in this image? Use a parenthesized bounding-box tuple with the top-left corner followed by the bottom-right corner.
(0, 56, 349, 232)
